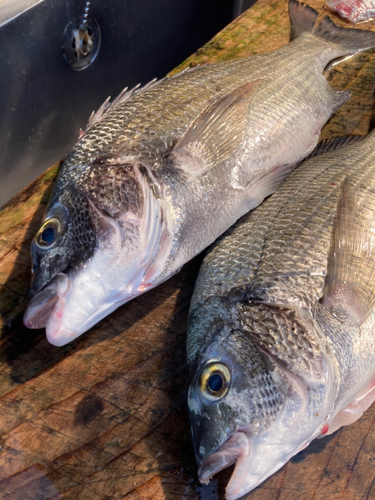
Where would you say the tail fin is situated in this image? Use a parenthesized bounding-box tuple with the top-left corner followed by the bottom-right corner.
(288, 0, 318, 40)
(289, 0, 375, 53)
(314, 15, 375, 53)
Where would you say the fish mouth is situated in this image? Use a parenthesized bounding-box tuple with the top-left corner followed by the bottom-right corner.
(198, 431, 251, 499)
(23, 273, 70, 334)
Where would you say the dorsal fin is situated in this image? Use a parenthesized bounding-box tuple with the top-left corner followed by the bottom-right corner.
(321, 177, 375, 326)
(170, 79, 264, 177)
(293, 135, 363, 170)
(80, 78, 167, 137)
(81, 66, 205, 138)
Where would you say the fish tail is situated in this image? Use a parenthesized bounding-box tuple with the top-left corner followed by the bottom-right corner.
(288, 0, 319, 40)
(289, 0, 375, 54)
(314, 15, 375, 53)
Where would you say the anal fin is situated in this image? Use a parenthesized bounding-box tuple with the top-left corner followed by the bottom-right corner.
(332, 89, 351, 114)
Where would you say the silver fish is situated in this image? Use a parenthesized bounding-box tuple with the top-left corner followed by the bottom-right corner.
(24, 0, 375, 346)
(187, 133, 375, 499)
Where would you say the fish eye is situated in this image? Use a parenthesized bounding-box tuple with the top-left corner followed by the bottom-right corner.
(35, 218, 62, 248)
(198, 362, 231, 402)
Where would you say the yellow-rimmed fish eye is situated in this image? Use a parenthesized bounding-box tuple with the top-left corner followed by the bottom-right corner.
(198, 362, 231, 402)
(35, 218, 62, 248)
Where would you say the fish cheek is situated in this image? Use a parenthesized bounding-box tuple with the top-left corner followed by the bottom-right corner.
(190, 353, 287, 465)
(258, 348, 310, 431)
(86, 197, 124, 274)
(88, 198, 121, 242)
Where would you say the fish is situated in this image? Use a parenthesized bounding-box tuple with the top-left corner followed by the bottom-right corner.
(186, 132, 375, 499)
(24, 0, 375, 346)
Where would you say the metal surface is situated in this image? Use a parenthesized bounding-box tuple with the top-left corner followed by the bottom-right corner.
(0, 0, 43, 25)
(0, 0, 234, 206)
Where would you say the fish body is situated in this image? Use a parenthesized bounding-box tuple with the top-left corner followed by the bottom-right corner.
(187, 132, 375, 499)
(24, 1, 375, 346)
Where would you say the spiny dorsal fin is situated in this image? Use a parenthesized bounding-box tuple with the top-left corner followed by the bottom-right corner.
(321, 177, 375, 326)
(81, 66, 206, 139)
(170, 79, 264, 177)
(288, 0, 319, 40)
(81, 78, 167, 136)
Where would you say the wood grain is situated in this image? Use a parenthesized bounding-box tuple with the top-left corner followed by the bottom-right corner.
(1, 1, 375, 499)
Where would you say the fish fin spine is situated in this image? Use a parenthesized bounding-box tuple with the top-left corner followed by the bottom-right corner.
(82, 66, 206, 135)
(82, 78, 168, 134)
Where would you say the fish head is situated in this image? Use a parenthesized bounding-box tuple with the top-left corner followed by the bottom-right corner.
(187, 300, 335, 499)
(28, 200, 79, 299)
(24, 158, 170, 346)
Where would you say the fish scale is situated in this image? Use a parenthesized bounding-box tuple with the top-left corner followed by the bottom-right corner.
(59, 44, 340, 188)
(249, 146, 375, 303)
(65, 37, 341, 176)
(25, 1, 375, 349)
(194, 144, 375, 306)
(187, 130, 375, 499)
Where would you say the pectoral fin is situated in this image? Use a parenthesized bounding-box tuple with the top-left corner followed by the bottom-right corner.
(170, 79, 264, 177)
(321, 177, 375, 325)
(241, 162, 297, 213)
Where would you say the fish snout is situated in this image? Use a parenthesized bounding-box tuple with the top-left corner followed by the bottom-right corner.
(23, 273, 69, 330)
(189, 392, 243, 471)
(28, 264, 50, 299)
(24, 290, 58, 329)
(198, 431, 250, 486)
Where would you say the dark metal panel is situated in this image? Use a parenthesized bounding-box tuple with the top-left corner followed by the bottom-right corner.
(0, 0, 234, 206)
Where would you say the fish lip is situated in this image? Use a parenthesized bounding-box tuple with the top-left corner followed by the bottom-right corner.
(198, 430, 250, 487)
(45, 287, 139, 347)
(29, 260, 70, 299)
(24, 273, 70, 331)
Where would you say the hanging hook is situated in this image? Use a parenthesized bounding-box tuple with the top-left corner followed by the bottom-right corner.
(80, 0, 92, 31)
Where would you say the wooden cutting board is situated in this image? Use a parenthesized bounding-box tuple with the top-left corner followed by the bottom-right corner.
(1, 1, 375, 499)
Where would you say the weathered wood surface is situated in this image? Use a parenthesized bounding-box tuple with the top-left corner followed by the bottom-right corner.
(1, 1, 375, 499)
